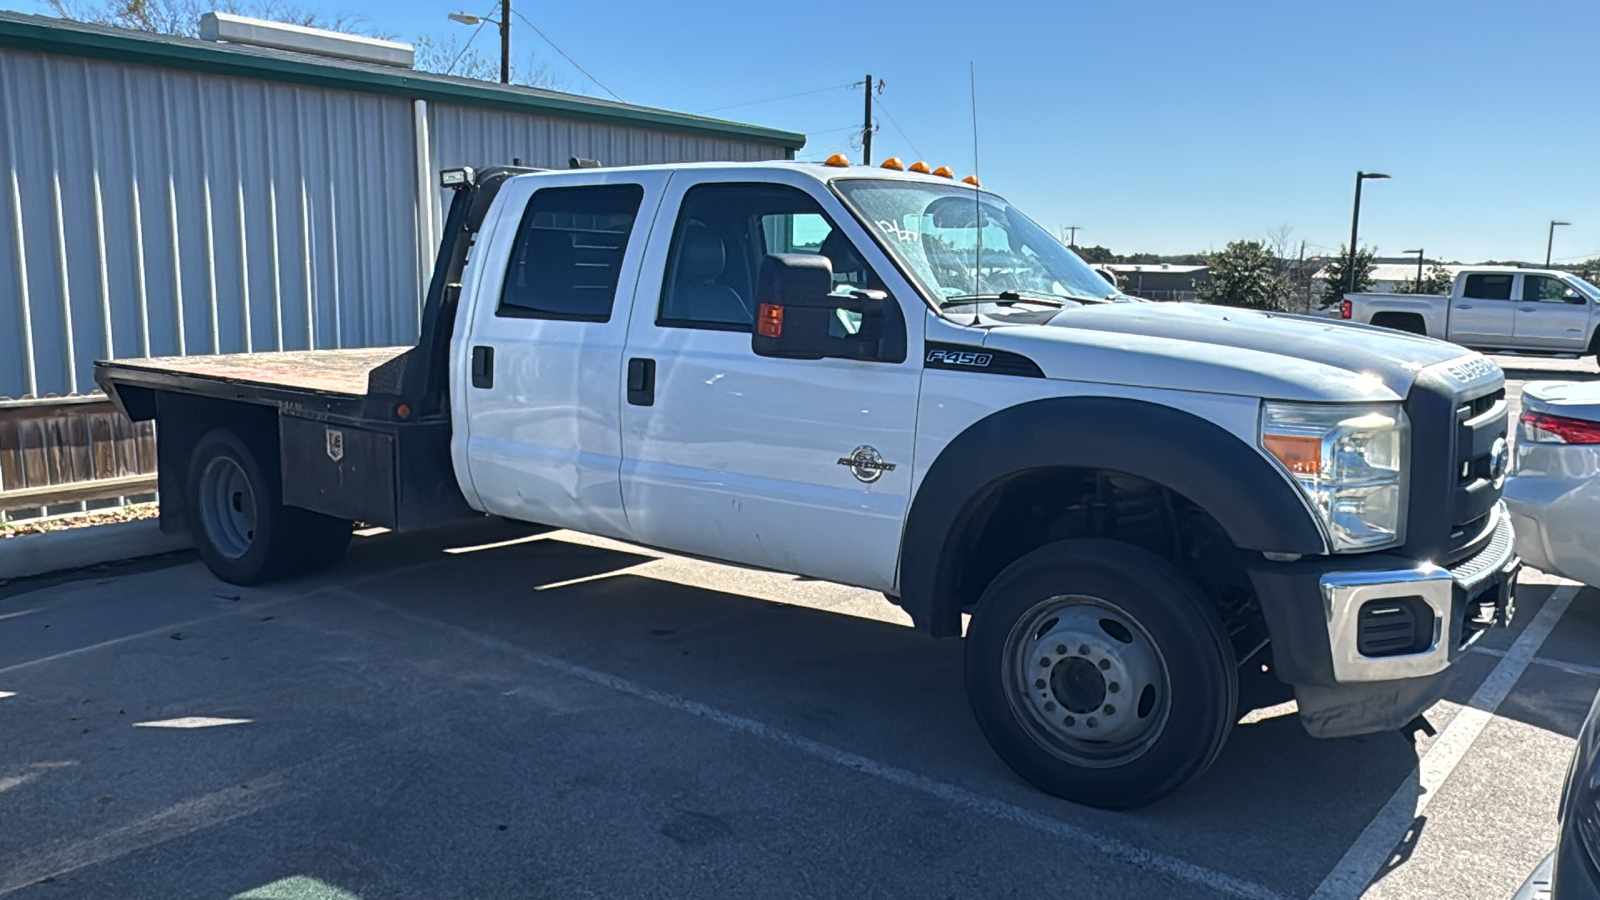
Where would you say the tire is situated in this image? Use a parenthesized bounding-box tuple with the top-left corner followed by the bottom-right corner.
(964, 539, 1237, 809)
(185, 427, 353, 584)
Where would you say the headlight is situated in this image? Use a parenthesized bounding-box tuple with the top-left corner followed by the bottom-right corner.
(1260, 402, 1409, 552)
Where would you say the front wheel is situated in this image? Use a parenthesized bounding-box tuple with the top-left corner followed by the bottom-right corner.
(964, 539, 1237, 809)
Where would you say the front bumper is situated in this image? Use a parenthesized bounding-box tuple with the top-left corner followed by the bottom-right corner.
(1248, 502, 1519, 738)
(1321, 502, 1519, 683)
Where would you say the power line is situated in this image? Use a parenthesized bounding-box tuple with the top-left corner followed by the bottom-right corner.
(697, 82, 858, 115)
(510, 9, 623, 101)
(871, 95, 924, 160)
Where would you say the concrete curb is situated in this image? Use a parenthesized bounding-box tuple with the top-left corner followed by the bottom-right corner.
(0, 519, 193, 581)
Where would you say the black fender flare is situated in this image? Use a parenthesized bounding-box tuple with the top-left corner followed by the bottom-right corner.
(898, 396, 1327, 636)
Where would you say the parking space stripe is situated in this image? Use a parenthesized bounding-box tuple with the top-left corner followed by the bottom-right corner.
(1308, 583, 1579, 900)
(365, 596, 1289, 900)
(1474, 646, 1600, 680)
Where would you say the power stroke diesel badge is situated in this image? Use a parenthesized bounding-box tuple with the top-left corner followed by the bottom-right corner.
(837, 445, 896, 484)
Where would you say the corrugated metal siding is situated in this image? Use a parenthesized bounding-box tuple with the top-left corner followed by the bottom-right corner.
(0, 47, 421, 399)
(424, 103, 787, 248)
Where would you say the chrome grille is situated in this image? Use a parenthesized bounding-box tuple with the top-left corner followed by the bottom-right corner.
(1449, 509, 1513, 586)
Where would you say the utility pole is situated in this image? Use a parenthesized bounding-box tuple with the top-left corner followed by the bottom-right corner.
(1063, 225, 1080, 247)
(861, 74, 873, 165)
(499, 0, 510, 83)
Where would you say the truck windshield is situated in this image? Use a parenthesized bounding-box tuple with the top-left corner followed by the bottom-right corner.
(832, 179, 1127, 309)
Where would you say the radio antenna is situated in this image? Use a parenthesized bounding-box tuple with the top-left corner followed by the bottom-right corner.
(969, 61, 982, 327)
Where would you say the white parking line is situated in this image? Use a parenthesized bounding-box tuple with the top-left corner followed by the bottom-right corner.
(366, 596, 1291, 900)
(1308, 583, 1579, 900)
(1475, 645, 1600, 680)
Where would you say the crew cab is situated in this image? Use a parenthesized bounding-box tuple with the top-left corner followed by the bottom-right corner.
(1343, 267, 1600, 363)
(96, 159, 1520, 809)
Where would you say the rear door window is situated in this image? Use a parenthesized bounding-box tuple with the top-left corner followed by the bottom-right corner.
(498, 184, 646, 322)
(1463, 274, 1513, 301)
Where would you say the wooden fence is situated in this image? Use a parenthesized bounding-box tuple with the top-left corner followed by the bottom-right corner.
(0, 396, 157, 520)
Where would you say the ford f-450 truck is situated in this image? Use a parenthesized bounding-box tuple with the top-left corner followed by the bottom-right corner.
(96, 160, 1520, 809)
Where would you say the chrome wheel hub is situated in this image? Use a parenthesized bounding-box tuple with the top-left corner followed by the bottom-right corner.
(1005, 596, 1171, 767)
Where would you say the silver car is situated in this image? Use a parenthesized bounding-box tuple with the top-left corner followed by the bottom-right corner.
(1505, 380, 1600, 589)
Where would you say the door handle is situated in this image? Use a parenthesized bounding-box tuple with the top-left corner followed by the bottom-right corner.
(627, 357, 655, 406)
(1518, 306, 1536, 312)
(471, 345, 494, 389)
(1454, 304, 1472, 309)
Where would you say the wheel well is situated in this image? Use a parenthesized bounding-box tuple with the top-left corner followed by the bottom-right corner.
(1587, 327, 1600, 356)
(1370, 312, 1427, 335)
(943, 467, 1268, 663)
(153, 393, 278, 536)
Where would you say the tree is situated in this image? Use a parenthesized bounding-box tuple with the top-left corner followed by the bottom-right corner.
(48, 0, 374, 37)
(1071, 245, 1116, 264)
(411, 33, 568, 90)
(1391, 263, 1454, 295)
(1574, 258, 1600, 285)
(1318, 245, 1377, 308)
(47, 0, 570, 89)
(1198, 240, 1292, 311)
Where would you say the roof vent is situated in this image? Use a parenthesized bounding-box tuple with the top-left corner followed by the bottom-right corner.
(199, 11, 415, 69)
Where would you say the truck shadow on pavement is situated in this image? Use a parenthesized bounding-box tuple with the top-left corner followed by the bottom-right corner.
(320, 527, 1470, 896)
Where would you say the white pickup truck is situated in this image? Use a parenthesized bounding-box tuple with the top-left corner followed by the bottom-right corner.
(96, 160, 1519, 809)
(1343, 267, 1600, 363)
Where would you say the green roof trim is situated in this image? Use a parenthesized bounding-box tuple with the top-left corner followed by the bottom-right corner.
(0, 11, 807, 150)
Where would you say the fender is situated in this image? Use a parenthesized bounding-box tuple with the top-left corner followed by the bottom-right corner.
(899, 396, 1327, 636)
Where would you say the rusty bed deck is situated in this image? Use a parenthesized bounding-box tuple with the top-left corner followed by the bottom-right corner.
(101, 348, 410, 397)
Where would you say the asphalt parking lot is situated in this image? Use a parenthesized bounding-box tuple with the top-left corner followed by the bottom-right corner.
(2, 354, 1599, 900)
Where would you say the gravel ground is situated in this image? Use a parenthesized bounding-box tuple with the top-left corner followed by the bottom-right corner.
(0, 504, 159, 538)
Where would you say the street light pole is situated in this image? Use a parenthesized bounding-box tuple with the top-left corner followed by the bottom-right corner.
(1403, 248, 1423, 293)
(1347, 171, 1390, 294)
(1546, 220, 1571, 267)
(447, 9, 511, 83)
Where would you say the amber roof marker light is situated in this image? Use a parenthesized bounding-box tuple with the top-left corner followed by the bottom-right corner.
(824, 153, 851, 167)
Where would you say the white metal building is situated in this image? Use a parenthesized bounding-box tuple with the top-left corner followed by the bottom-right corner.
(0, 11, 805, 400)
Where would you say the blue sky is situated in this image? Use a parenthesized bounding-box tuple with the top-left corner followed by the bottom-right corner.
(11, 0, 1598, 263)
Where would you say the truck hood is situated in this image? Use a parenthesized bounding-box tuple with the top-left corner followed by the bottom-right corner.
(983, 302, 1481, 403)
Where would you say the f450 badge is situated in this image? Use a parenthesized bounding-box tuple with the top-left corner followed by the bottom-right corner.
(926, 348, 992, 367)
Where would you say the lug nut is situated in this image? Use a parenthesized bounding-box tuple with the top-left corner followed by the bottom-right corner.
(1098, 658, 1111, 670)
(1103, 704, 1115, 715)
(1035, 679, 1046, 690)
(1108, 682, 1120, 693)
(1044, 701, 1056, 712)
(1086, 717, 1098, 728)
(1078, 644, 1090, 655)
(1039, 658, 1050, 668)
(1056, 644, 1067, 655)
(1063, 716, 1076, 726)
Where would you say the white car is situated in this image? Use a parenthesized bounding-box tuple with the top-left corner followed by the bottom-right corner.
(1506, 380, 1600, 588)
